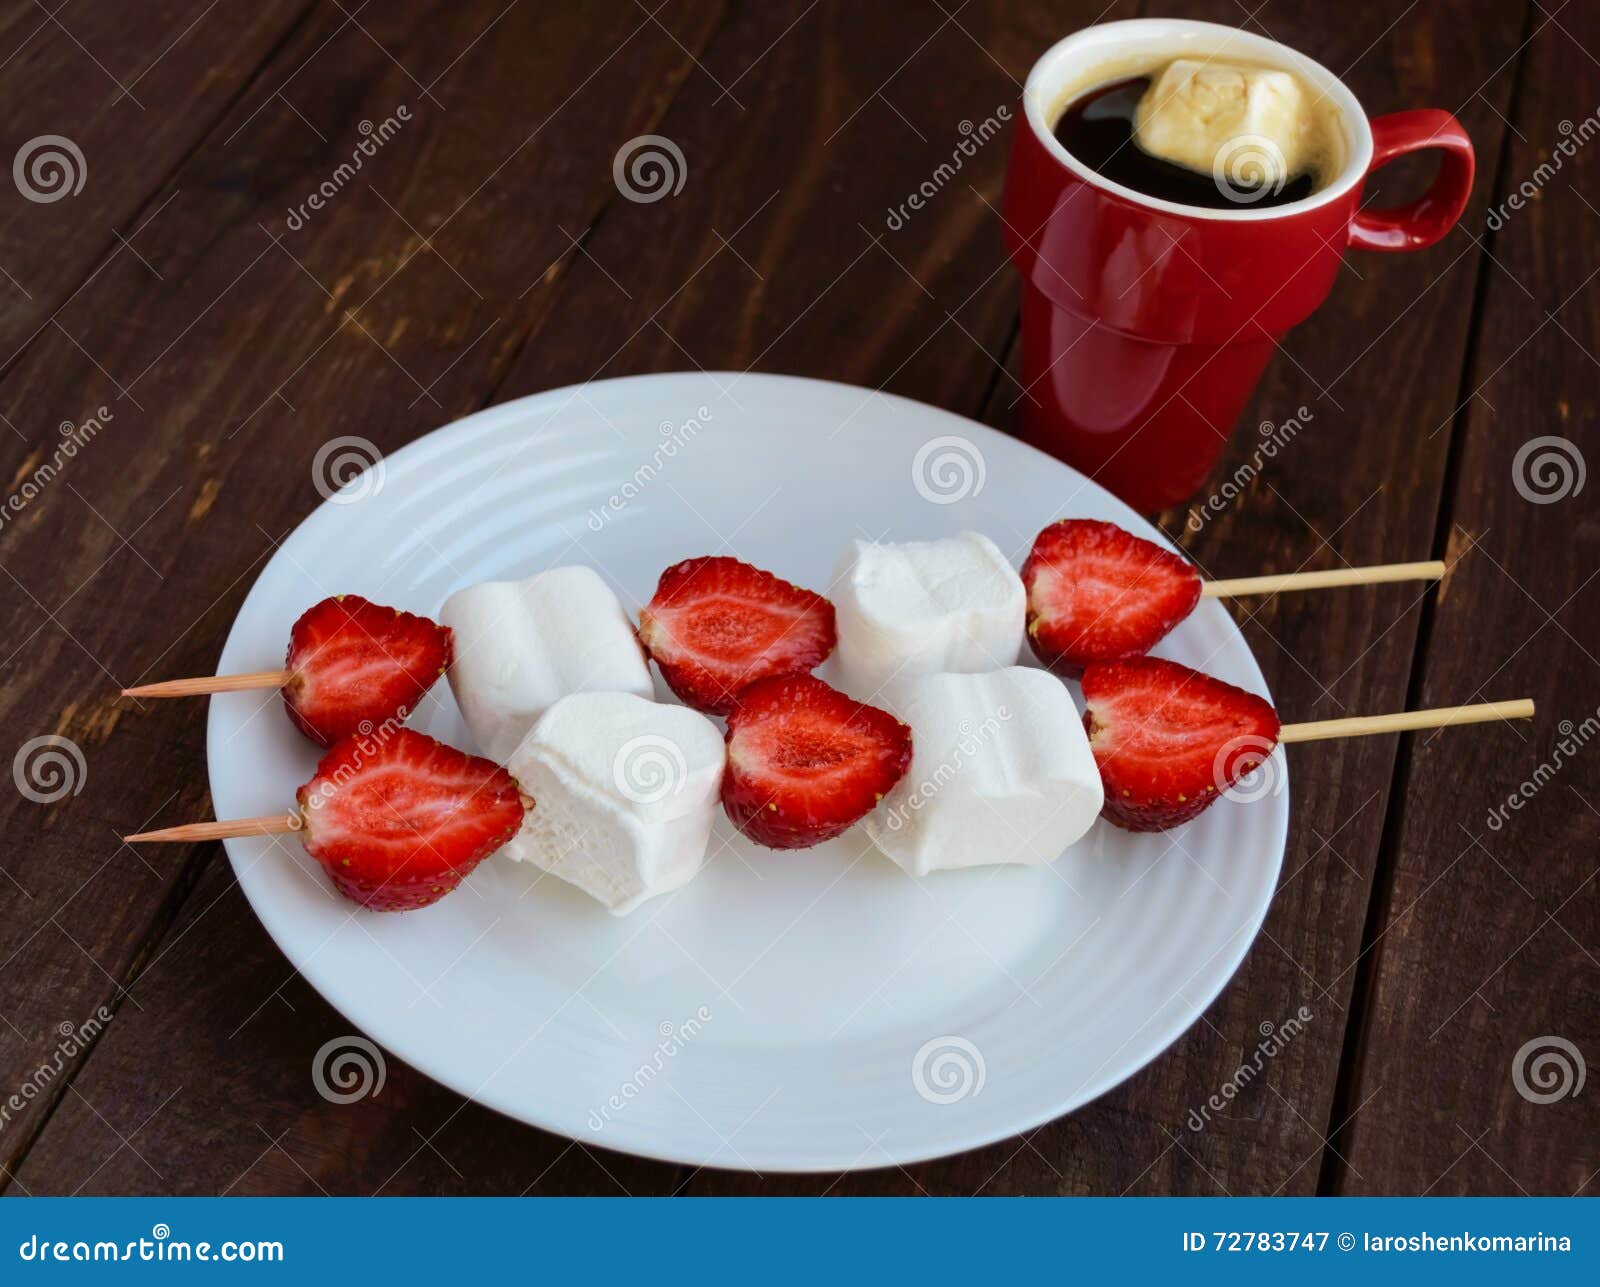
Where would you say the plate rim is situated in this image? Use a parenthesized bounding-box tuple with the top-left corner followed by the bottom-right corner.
(206, 371, 1289, 1173)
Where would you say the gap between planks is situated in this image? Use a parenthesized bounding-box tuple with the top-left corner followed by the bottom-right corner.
(1314, 0, 1543, 1198)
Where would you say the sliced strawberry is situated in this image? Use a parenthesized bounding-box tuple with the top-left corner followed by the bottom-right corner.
(1022, 520, 1201, 676)
(296, 728, 525, 911)
(1081, 657, 1280, 832)
(722, 674, 911, 849)
(637, 557, 836, 715)
(281, 595, 453, 746)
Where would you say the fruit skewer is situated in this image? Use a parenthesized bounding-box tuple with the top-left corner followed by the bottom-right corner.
(125, 729, 526, 912)
(1024, 519, 1445, 674)
(1082, 656, 1532, 833)
(122, 595, 452, 746)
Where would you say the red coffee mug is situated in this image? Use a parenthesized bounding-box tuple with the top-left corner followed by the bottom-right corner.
(1001, 19, 1474, 513)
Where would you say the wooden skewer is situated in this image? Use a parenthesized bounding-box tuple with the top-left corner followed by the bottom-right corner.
(121, 669, 291, 699)
(124, 813, 300, 843)
(121, 562, 1442, 699)
(1280, 698, 1534, 745)
(121, 699, 1531, 850)
(118, 681, 1522, 840)
(1199, 560, 1446, 600)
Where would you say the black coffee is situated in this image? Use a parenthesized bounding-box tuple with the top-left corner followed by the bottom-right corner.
(1052, 77, 1317, 210)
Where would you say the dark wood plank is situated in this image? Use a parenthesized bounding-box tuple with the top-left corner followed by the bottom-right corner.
(487, 0, 1104, 410)
(7, 855, 674, 1196)
(0, 0, 316, 366)
(1337, 0, 1600, 1196)
(742, 0, 1528, 1196)
(0, 0, 728, 1195)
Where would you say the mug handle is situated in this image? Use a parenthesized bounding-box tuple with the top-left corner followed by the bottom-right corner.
(1348, 109, 1475, 252)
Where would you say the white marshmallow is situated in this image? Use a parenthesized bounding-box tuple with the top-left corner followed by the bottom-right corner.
(866, 668, 1103, 876)
(1134, 59, 1316, 189)
(442, 566, 653, 762)
(831, 532, 1024, 700)
(505, 692, 726, 915)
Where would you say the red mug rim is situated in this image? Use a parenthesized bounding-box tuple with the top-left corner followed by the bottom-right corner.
(1023, 18, 1376, 223)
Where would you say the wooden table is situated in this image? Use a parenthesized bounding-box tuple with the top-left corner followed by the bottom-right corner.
(0, 0, 1594, 1197)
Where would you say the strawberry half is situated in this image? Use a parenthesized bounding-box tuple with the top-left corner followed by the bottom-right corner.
(722, 674, 911, 849)
(1081, 657, 1280, 833)
(637, 557, 836, 715)
(1022, 520, 1201, 676)
(282, 595, 453, 746)
(295, 728, 526, 911)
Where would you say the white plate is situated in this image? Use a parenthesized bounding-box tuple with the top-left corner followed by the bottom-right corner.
(207, 372, 1287, 1172)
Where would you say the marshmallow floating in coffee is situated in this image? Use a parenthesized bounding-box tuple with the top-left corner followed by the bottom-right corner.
(1133, 58, 1317, 192)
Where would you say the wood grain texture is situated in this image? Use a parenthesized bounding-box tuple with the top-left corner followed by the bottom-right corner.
(8, 853, 681, 1196)
(487, 0, 1095, 411)
(0, 0, 316, 364)
(1336, 2, 1600, 1196)
(1, 0, 728, 1195)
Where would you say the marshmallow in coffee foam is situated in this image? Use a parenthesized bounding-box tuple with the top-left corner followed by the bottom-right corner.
(1134, 58, 1324, 190)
